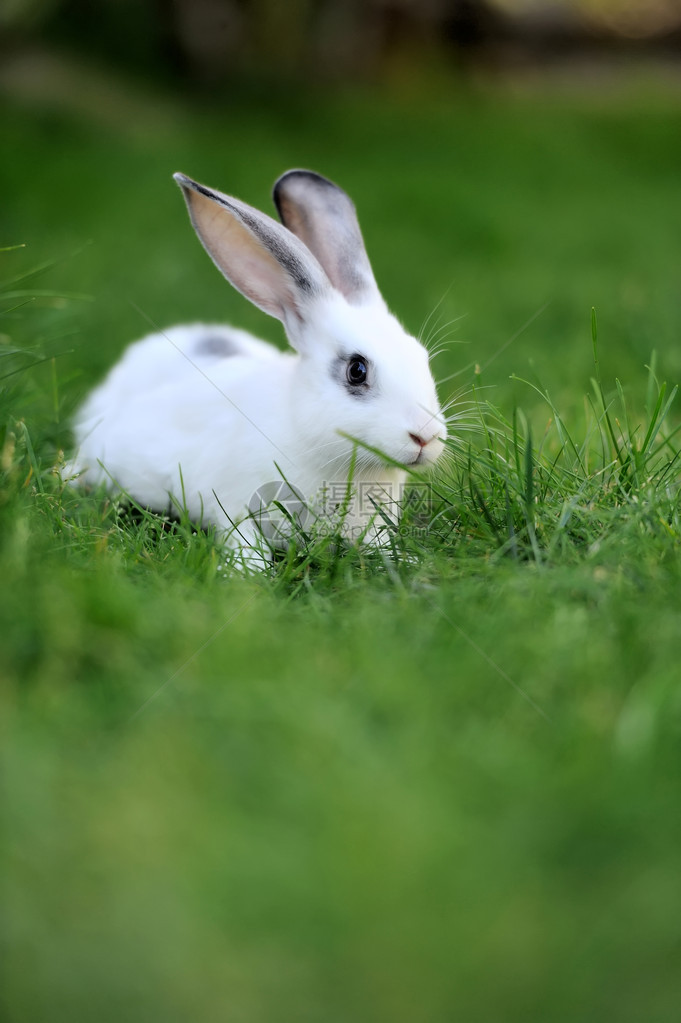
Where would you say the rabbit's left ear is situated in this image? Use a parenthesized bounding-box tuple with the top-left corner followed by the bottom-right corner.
(273, 170, 381, 305)
(174, 173, 331, 340)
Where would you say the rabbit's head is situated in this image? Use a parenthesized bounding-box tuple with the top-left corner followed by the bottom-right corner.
(174, 169, 446, 470)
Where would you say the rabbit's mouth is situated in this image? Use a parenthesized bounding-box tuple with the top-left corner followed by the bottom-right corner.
(408, 436, 445, 468)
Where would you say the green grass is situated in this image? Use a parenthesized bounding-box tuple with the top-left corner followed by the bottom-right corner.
(2, 73, 681, 1021)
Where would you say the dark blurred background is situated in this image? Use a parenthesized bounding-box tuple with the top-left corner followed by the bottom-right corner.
(2, 0, 681, 92)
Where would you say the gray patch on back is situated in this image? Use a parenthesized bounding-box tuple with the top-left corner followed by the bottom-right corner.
(194, 335, 240, 357)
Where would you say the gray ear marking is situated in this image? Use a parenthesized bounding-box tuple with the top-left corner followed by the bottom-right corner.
(173, 172, 329, 328)
(272, 169, 379, 304)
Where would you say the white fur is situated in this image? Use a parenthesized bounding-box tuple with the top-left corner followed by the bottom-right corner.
(69, 171, 447, 561)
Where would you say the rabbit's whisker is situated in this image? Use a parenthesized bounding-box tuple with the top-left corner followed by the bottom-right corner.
(417, 282, 454, 347)
(422, 315, 466, 353)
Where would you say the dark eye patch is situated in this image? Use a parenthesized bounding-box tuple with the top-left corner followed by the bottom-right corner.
(330, 353, 372, 398)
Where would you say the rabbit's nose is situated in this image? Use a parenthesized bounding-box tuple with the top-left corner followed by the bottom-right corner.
(409, 432, 429, 449)
(409, 431, 439, 448)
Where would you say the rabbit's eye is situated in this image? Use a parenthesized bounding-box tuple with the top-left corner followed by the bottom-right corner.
(346, 356, 368, 386)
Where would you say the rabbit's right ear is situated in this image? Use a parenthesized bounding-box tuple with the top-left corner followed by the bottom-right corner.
(174, 174, 330, 336)
(273, 170, 381, 305)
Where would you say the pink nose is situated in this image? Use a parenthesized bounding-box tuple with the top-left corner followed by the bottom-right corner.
(409, 432, 429, 449)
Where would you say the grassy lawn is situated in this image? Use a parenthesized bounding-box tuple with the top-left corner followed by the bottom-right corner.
(2, 73, 681, 1020)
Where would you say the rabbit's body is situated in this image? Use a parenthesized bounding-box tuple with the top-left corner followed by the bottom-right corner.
(71, 323, 287, 516)
(70, 170, 446, 559)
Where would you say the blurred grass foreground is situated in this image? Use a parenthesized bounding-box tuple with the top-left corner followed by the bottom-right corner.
(2, 2, 681, 1022)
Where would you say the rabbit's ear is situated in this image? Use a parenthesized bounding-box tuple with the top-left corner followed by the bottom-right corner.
(273, 170, 380, 305)
(174, 173, 330, 331)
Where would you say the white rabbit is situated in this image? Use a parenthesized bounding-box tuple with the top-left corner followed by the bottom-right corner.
(69, 170, 447, 561)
